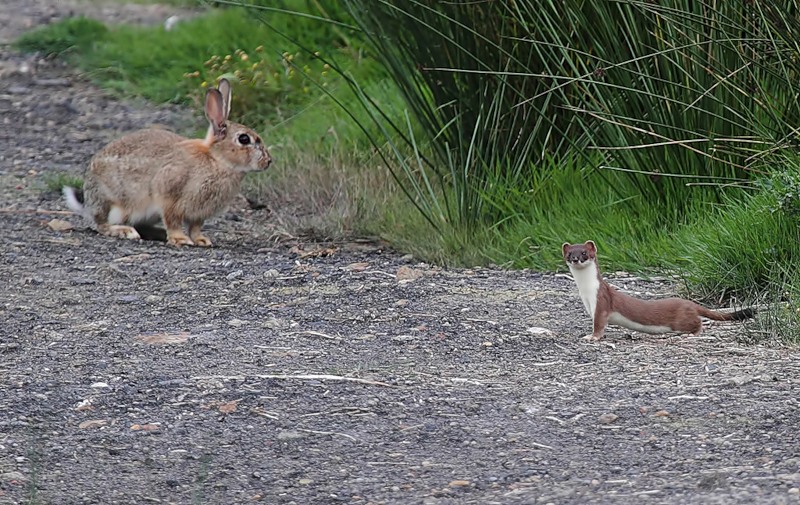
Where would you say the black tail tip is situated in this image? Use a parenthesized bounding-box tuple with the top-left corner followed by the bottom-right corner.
(732, 307, 756, 320)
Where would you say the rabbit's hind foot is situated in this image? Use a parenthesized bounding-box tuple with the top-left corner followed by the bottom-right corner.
(98, 224, 141, 240)
(191, 235, 212, 247)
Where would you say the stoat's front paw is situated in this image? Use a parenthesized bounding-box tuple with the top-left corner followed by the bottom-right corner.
(582, 334, 601, 341)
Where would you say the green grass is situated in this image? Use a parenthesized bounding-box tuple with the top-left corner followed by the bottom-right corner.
(43, 172, 84, 193)
(672, 192, 800, 299)
(665, 167, 800, 343)
(362, 160, 728, 273)
(667, 159, 800, 344)
(14, 17, 108, 56)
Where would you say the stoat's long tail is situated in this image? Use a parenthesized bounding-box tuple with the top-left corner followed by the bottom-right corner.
(62, 186, 91, 220)
(697, 306, 756, 321)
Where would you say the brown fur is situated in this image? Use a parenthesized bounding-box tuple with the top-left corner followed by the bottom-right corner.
(65, 79, 271, 247)
(562, 240, 755, 341)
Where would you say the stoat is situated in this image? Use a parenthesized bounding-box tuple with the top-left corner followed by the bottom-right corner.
(562, 240, 755, 341)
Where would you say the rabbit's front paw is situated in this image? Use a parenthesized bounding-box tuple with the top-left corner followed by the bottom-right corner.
(167, 231, 194, 247)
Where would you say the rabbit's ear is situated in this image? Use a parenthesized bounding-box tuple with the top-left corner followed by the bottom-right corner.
(217, 78, 232, 120)
(204, 88, 227, 141)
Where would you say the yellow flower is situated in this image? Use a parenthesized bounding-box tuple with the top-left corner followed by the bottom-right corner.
(240, 53, 249, 61)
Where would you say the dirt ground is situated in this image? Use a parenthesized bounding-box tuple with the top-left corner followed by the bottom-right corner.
(1, 1, 800, 504)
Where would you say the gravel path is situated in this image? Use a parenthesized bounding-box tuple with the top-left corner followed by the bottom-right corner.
(1, 2, 799, 504)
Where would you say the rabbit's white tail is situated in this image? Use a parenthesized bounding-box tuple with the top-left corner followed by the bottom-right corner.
(62, 186, 90, 220)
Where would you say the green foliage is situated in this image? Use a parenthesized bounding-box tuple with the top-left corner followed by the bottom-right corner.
(765, 159, 800, 220)
(77, 8, 291, 103)
(336, 0, 800, 226)
(369, 158, 716, 272)
(339, 0, 782, 231)
(183, 47, 334, 127)
(43, 172, 83, 193)
(340, 0, 572, 230)
(672, 191, 799, 299)
(669, 183, 800, 342)
(13, 17, 108, 55)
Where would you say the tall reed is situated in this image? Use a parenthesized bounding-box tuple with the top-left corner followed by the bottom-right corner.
(340, 0, 800, 228)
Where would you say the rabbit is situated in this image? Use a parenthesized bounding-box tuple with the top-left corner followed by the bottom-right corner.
(63, 79, 272, 247)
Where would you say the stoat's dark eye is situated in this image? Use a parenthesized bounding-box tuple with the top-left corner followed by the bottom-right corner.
(238, 133, 251, 145)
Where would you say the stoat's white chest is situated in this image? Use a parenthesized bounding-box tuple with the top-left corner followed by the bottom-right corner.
(568, 262, 600, 320)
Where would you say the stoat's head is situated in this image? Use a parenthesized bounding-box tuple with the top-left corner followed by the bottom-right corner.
(562, 240, 597, 270)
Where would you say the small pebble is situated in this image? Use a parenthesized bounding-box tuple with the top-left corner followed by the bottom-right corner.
(598, 413, 618, 424)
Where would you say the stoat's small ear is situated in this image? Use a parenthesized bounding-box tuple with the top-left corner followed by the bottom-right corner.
(585, 240, 596, 252)
(562, 242, 571, 256)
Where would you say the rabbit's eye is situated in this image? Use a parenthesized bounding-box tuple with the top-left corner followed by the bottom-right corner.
(237, 133, 251, 145)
